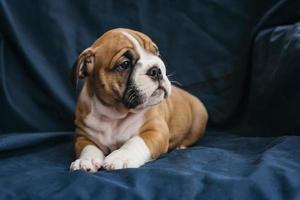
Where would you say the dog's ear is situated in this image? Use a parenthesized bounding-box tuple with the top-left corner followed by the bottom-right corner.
(71, 48, 95, 89)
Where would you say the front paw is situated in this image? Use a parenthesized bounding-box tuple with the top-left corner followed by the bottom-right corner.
(70, 157, 102, 172)
(103, 149, 144, 170)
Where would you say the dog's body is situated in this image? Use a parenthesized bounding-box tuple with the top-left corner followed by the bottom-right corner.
(70, 28, 208, 172)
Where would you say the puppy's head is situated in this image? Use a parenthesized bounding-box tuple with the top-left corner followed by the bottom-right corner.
(72, 28, 171, 112)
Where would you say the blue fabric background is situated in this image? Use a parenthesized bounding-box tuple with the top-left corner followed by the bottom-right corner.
(0, 0, 300, 199)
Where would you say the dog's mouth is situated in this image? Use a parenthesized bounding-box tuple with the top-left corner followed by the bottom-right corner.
(151, 86, 167, 98)
(123, 84, 168, 110)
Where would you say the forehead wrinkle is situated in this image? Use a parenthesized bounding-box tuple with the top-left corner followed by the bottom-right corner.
(121, 31, 147, 57)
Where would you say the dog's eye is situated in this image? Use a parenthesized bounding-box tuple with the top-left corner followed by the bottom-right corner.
(115, 60, 131, 72)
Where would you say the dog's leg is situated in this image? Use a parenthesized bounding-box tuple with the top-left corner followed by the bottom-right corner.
(70, 135, 104, 172)
(103, 119, 169, 170)
(178, 99, 207, 148)
(102, 136, 151, 170)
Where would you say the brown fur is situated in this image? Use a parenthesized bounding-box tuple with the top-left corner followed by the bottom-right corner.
(72, 28, 208, 160)
(74, 135, 97, 158)
(140, 86, 208, 158)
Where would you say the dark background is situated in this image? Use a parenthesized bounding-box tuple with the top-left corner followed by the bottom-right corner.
(1, 0, 299, 135)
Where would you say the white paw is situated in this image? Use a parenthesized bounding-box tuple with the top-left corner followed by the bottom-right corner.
(103, 149, 144, 170)
(70, 157, 102, 172)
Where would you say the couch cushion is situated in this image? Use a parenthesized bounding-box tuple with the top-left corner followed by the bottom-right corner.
(0, 131, 299, 199)
(0, 0, 282, 133)
(235, 22, 300, 135)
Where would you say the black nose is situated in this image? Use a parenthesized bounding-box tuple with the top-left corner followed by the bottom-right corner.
(146, 66, 163, 81)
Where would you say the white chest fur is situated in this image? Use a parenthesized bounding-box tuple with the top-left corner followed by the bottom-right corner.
(79, 90, 145, 154)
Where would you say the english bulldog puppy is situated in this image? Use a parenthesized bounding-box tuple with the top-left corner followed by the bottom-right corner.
(70, 28, 208, 172)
